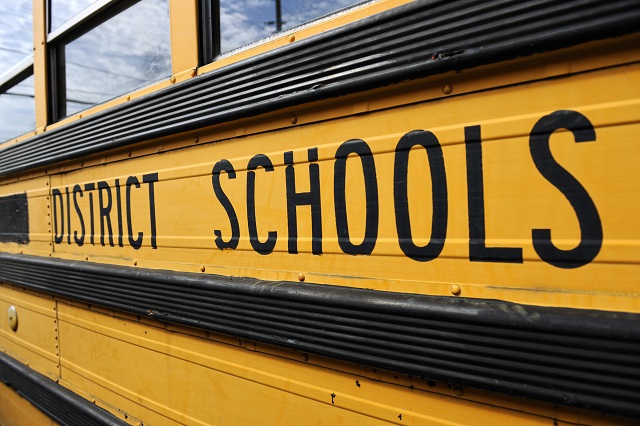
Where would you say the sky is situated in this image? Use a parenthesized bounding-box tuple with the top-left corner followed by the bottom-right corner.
(0, 0, 364, 142)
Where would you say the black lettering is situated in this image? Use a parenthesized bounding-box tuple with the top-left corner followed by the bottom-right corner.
(212, 160, 240, 250)
(84, 183, 95, 245)
(73, 184, 85, 246)
(65, 187, 71, 244)
(394, 130, 448, 261)
(52, 188, 64, 244)
(115, 179, 124, 247)
(530, 110, 602, 268)
(126, 176, 143, 250)
(98, 181, 114, 247)
(465, 125, 523, 263)
(285, 148, 322, 255)
(247, 154, 277, 255)
(143, 173, 159, 249)
(334, 139, 378, 255)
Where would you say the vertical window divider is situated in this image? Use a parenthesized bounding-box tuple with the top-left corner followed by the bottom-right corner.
(33, 0, 49, 132)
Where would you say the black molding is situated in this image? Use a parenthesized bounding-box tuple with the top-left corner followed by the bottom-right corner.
(1, 0, 639, 177)
(0, 252, 638, 418)
(0, 352, 128, 426)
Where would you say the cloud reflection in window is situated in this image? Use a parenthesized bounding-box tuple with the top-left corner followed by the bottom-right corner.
(219, 0, 363, 54)
(0, 75, 35, 142)
(64, 0, 171, 116)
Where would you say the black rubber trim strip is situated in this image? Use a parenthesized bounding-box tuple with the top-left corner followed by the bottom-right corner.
(0, 351, 127, 426)
(1, 0, 639, 177)
(0, 253, 638, 418)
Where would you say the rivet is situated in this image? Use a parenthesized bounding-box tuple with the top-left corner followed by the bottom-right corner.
(133, 260, 138, 266)
(127, 95, 131, 101)
(85, 256, 89, 261)
(450, 284, 461, 296)
(194, 136, 199, 144)
(128, 152, 132, 157)
(290, 116, 298, 124)
(442, 83, 453, 95)
(298, 273, 305, 282)
(79, 114, 83, 119)
(157, 145, 163, 152)
(289, 34, 296, 43)
(200, 265, 205, 272)
(190, 69, 196, 77)
(170, 76, 176, 84)
(7, 305, 18, 331)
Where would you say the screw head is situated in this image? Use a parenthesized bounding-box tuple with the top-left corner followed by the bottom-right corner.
(442, 83, 453, 95)
(298, 273, 305, 282)
(450, 284, 462, 296)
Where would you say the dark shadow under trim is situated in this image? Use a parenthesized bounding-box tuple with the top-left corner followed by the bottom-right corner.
(1, 0, 639, 177)
(0, 252, 638, 418)
(0, 352, 128, 426)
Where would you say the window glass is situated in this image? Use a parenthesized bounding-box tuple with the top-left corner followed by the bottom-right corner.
(63, 0, 171, 116)
(0, 75, 35, 142)
(0, 0, 33, 76)
(219, 0, 361, 54)
(49, 0, 100, 32)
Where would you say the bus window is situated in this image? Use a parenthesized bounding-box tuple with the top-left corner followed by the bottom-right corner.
(49, 0, 171, 119)
(0, 0, 32, 77)
(0, 0, 35, 142)
(0, 74, 35, 142)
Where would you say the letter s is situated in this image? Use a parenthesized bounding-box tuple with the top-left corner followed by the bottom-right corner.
(212, 160, 240, 250)
(529, 110, 602, 268)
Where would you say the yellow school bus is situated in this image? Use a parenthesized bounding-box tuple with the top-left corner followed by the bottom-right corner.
(0, 0, 639, 424)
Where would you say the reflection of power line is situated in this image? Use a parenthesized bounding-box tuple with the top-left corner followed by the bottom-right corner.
(67, 87, 120, 97)
(0, 46, 31, 56)
(3, 91, 33, 99)
(67, 60, 148, 83)
(67, 98, 95, 106)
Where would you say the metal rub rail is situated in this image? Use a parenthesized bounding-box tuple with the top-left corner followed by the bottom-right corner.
(0, 253, 638, 418)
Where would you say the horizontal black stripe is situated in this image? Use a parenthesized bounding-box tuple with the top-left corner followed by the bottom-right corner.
(0, 252, 638, 418)
(0, 351, 127, 426)
(1, 0, 639, 177)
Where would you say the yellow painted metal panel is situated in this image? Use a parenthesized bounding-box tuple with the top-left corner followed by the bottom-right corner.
(43, 63, 640, 313)
(56, 302, 633, 426)
(0, 285, 59, 380)
(32, 0, 48, 131)
(169, 0, 198, 78)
